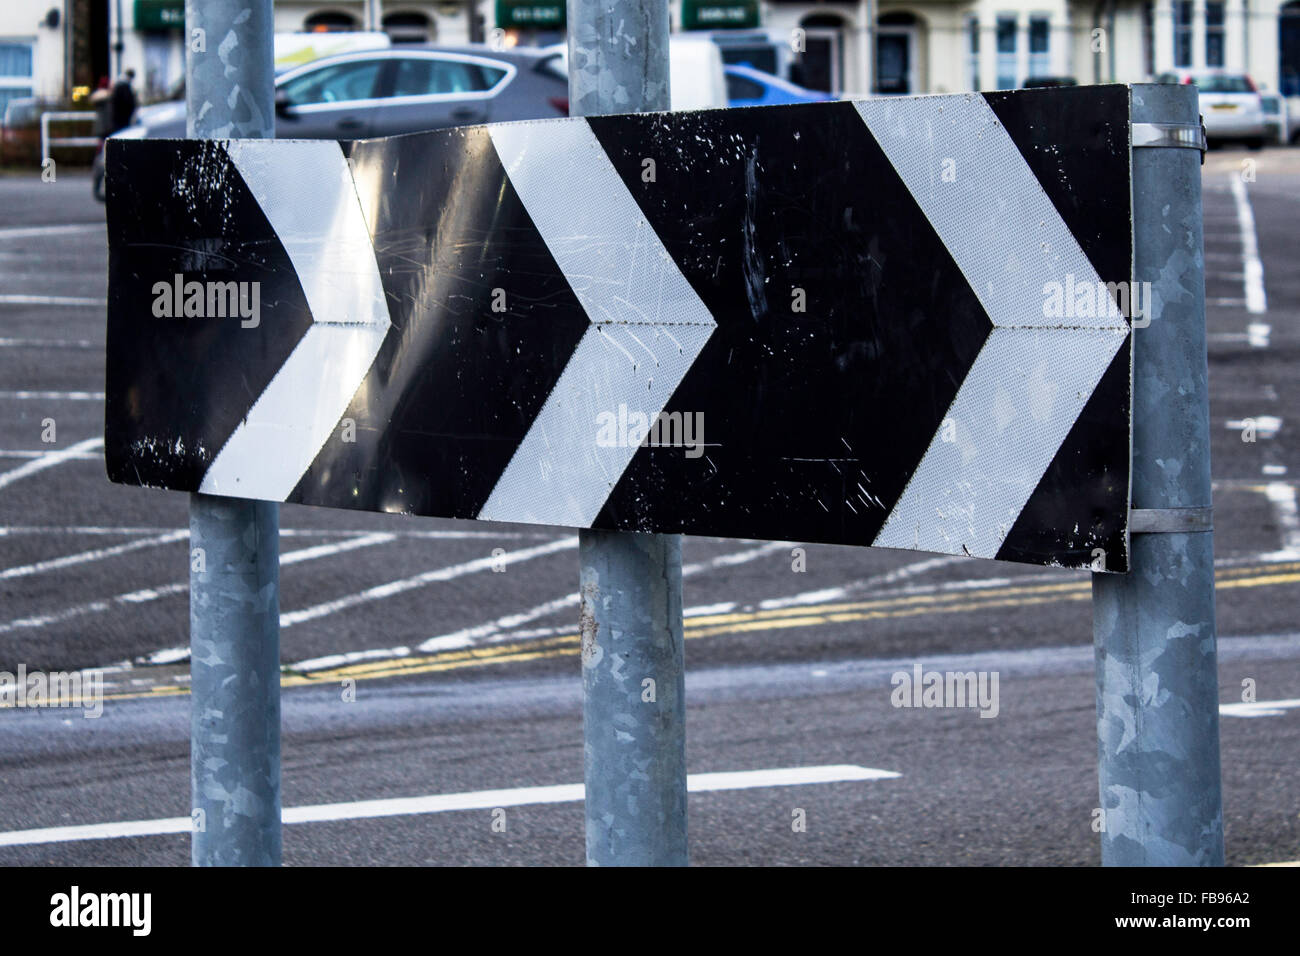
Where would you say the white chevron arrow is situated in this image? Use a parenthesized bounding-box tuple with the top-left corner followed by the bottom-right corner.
(478, 119, 717, 527)
(199, 141, 391, 500)
(856, 94, 1130, 559)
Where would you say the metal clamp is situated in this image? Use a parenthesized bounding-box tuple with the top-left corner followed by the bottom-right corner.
(1129, 507, 1213, 534)
(1132, 120, 1209, 165)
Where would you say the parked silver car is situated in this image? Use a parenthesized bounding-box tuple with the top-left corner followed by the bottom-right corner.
(94, 45, 569, 199)
(1157, 70, 1268, 149)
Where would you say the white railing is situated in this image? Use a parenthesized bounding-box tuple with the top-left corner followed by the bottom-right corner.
(39, 111, 98, 164)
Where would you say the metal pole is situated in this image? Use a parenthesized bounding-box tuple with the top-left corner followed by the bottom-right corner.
(569, 0, 686, 867)
(1091, 84, 1223, 866)
(186, 0, 281, 868)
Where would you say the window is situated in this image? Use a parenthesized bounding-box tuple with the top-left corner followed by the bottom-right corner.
(383, 12, 432, 44)
(1028, 16, 1050, 78)
(0, 42, 34, 118)
(1173, 0, 1193, 68)
(389, 58, 504, 97)
(303, 11, 358, 32)
(725, 73, 765, 101)
(281, 60, 383, 106)
(1205, 1, 1225, 68)
(996, 15, 1017, 89)
(717, 43, 779, 75)
(1141, 2, 1154, 77)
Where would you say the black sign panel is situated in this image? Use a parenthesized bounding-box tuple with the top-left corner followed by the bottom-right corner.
(105, 87, 1134, 569)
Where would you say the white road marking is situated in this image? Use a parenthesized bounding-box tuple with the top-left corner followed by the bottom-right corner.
(758, 555, 965, 611)
(1247, 323, 1271, 348)
(0, 450, 100, 461)
(0, 765, 900, 847)
(0, 294, 106, 307)
(1229, 175, 1267, 315)
(1226, 416, 1281, 439)
(0, 525, 548, 539)
(1219, 698, 1300, 718)
(0, 530, 188, 582)
(0, 532, 398, 637)
(280, 536, 579, 629)
(294, 540, 792, 671)
(0, 437, 102, 492)
(0, 390, 104, 400)
(0, 338, 94, 349)
(1263, 482, 1300, 560)
(274, 532, 397, 566)
(0, 223, 103, 240)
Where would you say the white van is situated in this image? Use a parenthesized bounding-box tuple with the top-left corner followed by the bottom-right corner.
(541, 36, 728, 111)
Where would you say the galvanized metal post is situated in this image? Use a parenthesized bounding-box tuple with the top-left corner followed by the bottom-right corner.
(569, 0, 687, 867)
(1091, 84, 1223, 866)
(186, 0, 281, 867)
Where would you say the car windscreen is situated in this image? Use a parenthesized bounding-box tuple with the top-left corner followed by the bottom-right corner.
(1193, 75, 1254, 93)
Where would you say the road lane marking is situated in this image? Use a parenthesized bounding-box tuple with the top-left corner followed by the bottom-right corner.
(0, 765, 899, 847)
(296, 540, 793, 671)
(278, 561, 1300, 685)
(757, 555, 965, 611)
(0, 223, 103, 240)
(39, 551, 1300, 699)
(1264, 482, 1300, 559)
(0, 530, 188, 581)
(0, 525, 550, 539)
(0, 338, 95, 349)
(1226, 415, 1281, 439)
(0, 450, 101, 461)
(0, 390, 105, 401)
(0, 437, 102, 492)
(1219, 698, 1300, 718)
(0, 532, 399, 636)
(416, 540, 791, 652)
(1229, 175, 1267, 315)
(280, 536, 578, 629)
(0, 294, 106, 307)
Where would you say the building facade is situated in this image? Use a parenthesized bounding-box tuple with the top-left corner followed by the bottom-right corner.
(3, 0, 1299, 113)
(0, 4, 71, 115)
(762, 0, 1298, 96)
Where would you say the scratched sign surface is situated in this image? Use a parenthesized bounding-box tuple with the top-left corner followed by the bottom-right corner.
(105, 86, 1134, 570)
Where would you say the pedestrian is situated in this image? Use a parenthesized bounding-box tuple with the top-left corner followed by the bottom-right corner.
(109, 69, 137, 133)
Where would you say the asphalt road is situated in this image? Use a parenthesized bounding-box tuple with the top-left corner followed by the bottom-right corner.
(0, 152, 1297, 866)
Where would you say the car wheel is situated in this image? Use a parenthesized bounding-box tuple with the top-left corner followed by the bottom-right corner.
(92, 166, 106, 202)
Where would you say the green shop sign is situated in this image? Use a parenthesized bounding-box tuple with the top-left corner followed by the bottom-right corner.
(682, 0, 760, 30)
(134, 0, 185, 31)
(496, 1, 566, 29)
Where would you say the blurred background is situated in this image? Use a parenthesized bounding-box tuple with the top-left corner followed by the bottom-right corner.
(3, 0, 1299, 173)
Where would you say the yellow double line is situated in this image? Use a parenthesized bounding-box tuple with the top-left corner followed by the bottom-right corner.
(54, 558, 1300, 703)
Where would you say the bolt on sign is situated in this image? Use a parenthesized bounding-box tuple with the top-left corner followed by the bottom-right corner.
(104, 87, 1135, 570)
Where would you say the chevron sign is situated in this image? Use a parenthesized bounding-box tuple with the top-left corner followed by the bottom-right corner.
(104, 86, 1134, 570)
